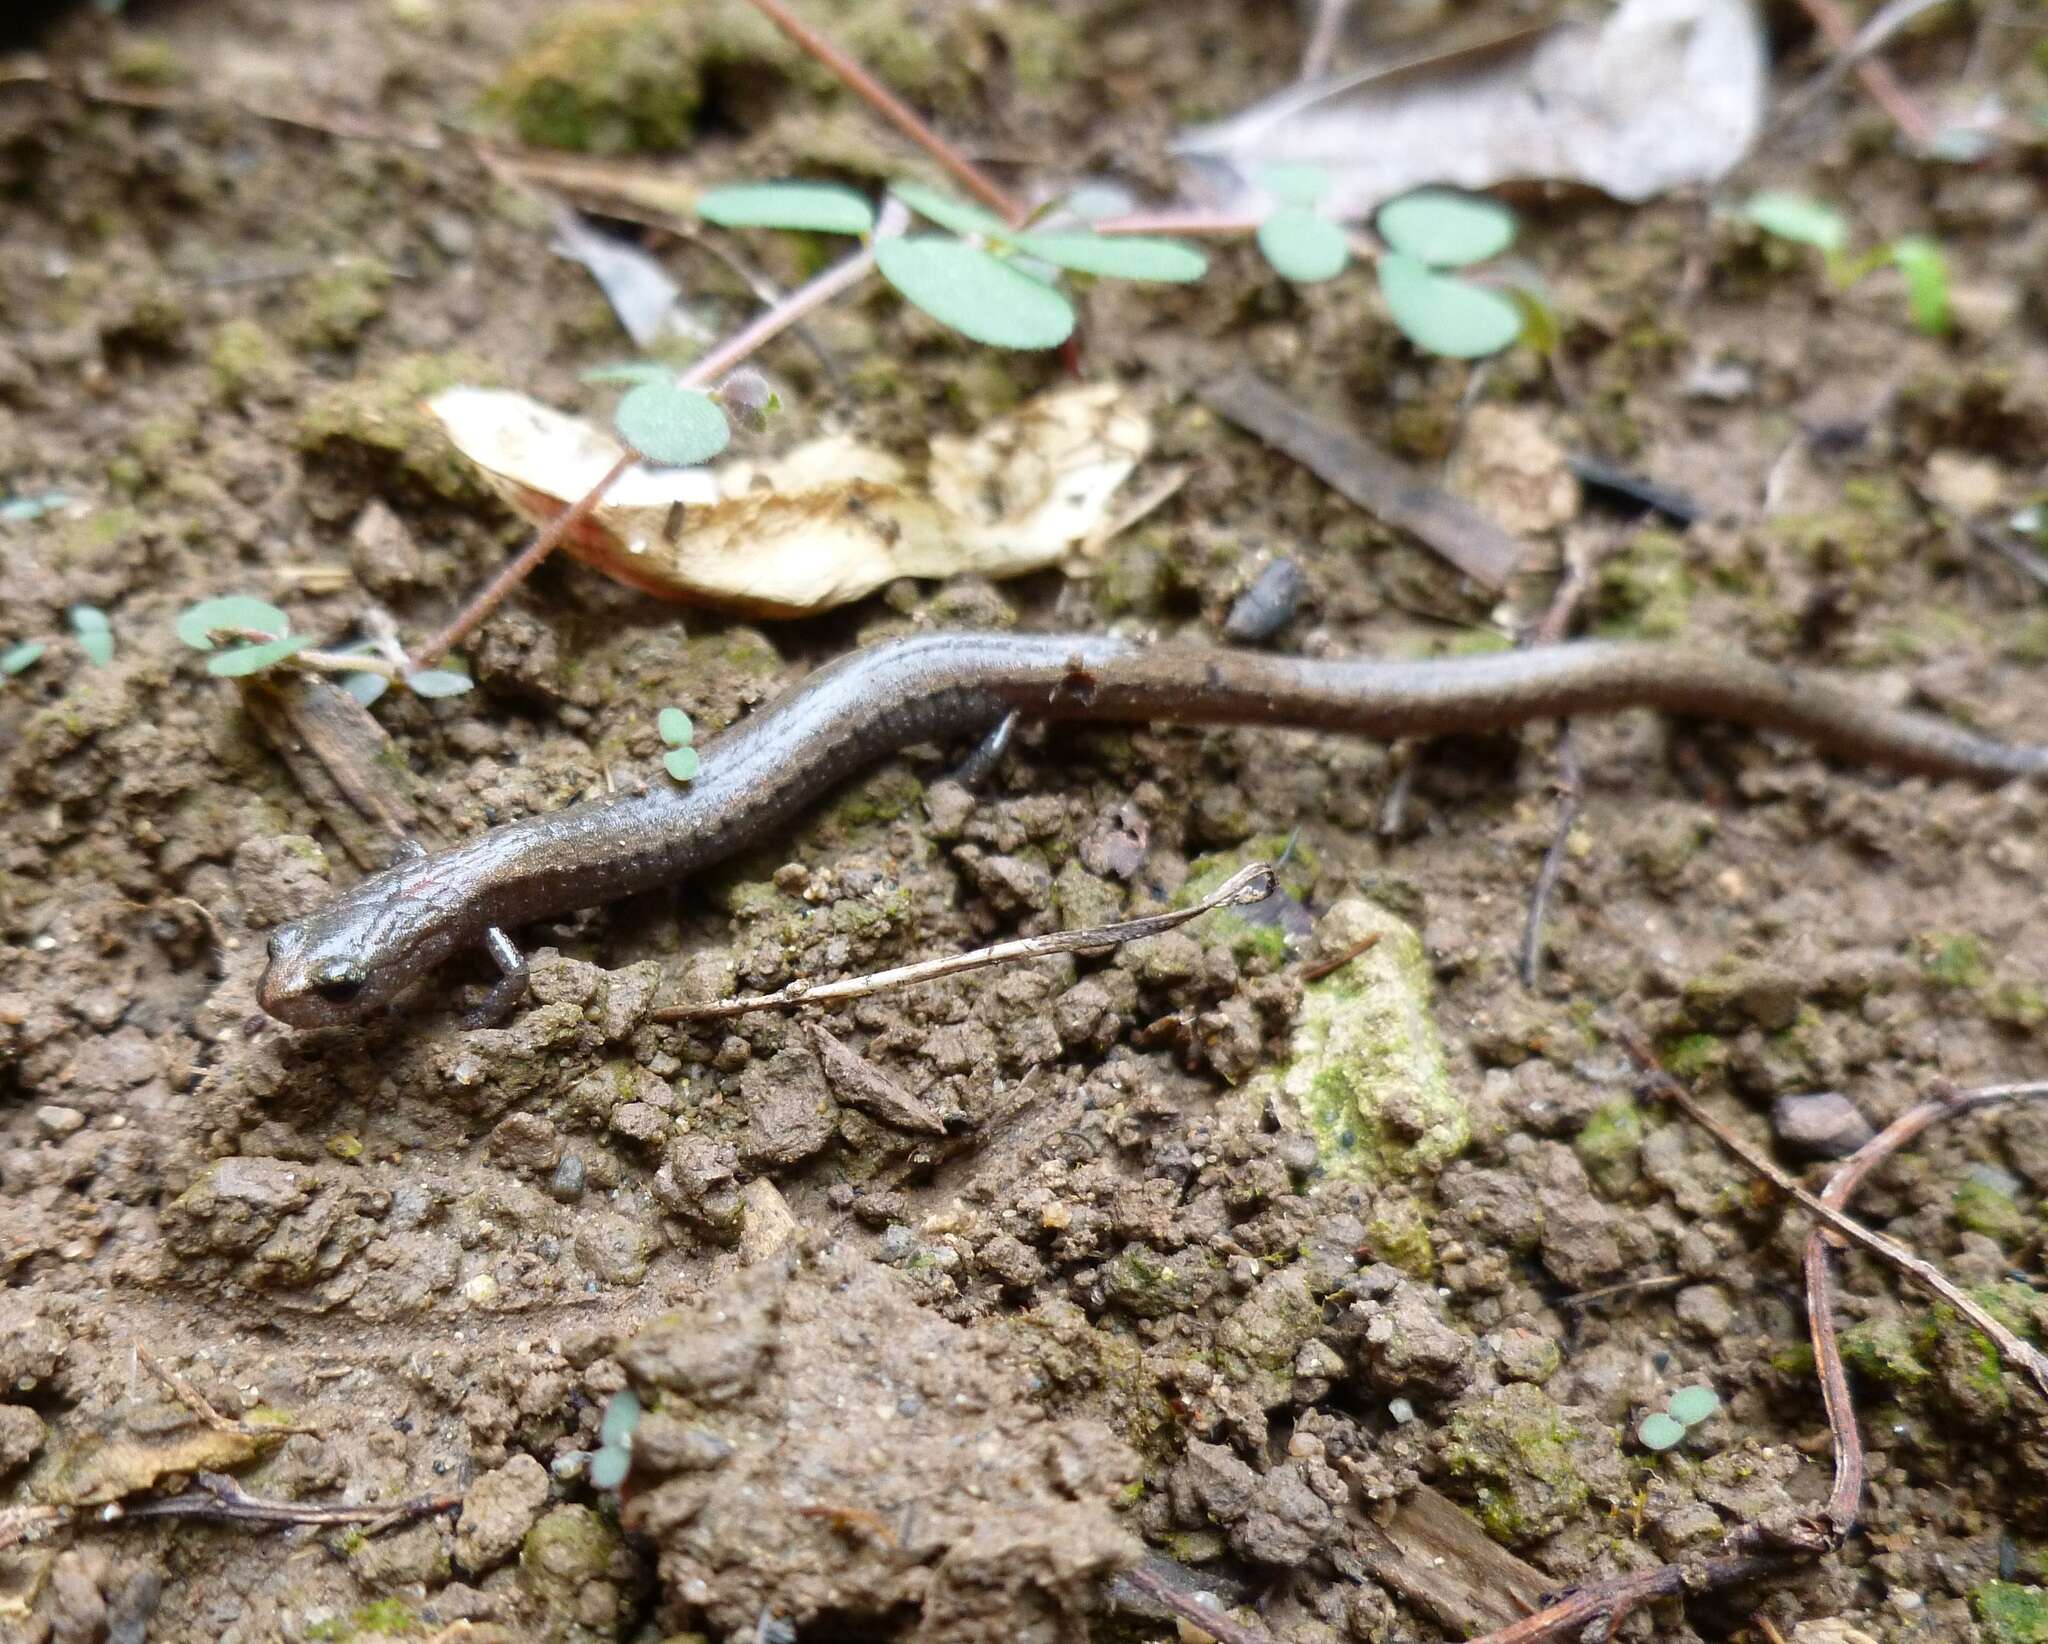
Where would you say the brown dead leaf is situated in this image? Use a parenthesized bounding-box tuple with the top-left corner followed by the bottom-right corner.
(428, 384, 1152, 616)
(26, 1402, 280, 1507)
(1176, 0, 1765, 219)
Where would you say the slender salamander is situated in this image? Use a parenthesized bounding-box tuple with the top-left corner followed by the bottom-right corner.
(258, 632, 2048, 1027)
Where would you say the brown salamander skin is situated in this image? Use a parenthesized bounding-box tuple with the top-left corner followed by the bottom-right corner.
(258, 632, 2048, 1027)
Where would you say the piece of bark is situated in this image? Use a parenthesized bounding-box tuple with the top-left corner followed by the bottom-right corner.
(1344, 1484, 1552, 1635)
(1200, 372, 1525, 588)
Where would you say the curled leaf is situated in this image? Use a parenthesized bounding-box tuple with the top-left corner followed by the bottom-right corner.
(206, 634, 314, 677)
(1742, 190, 1847, 254)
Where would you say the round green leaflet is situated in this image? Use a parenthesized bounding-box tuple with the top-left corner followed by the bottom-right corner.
(2, 641, 45, 675)
(1637, 1412, 1686, 1451)
(342, 671, 390, 706)
(1011, 232, 1207, 283)
(1257, 205, 1349, 283)
(657, 707, 695, 747)
(1742, 191, 1848, 255)
(875, 238, 1075, 350)
(1376, 190, 1515, 269)
(887, 180, 1010, 241)
(404, 668, 475, 699)
(696, 181, 875, 237)
(206, 633, 314, 678)
(665, 746, 702, 782)
(589, 1446, 631, 1489)
(176, 595, 290, 650)
(69, 605, 114, 666)
(1377, 253, 1522, 359)
(600, 1389, 642, 1448)
(1666, 1385, 1720, 1427)
(614, 382, 732, 469)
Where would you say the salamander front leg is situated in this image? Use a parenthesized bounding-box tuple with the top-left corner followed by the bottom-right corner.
(463, 926, 531, 1028)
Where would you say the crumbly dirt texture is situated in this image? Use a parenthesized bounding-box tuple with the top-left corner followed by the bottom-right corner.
(3, 2, 2047, 1642)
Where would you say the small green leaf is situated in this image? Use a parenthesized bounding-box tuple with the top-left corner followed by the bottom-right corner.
(342, 671, 390, 706)
(1666, 1385, 1721, 1427)
(1257, 205, 1349, 283)
(1506, 285, 1562, 355)
(1637, 1412, 1686, 1451)
(600, 1389, 642, 1449)
(1011, 232, 1207, 282)
(68, 605, 114, 666)
(206, 633, 314, 677)
(1259, 163, 1329, 208)
(1743, 191, 1848, 254)
(888, 180, 1010, 240)
(2, 641, 45, 675)
(583, 362, 673, 387)
(614, 383, 731, 468)
(875, 238, 1074, 350)
(657, 706, 694, 746)
(404, 668, 474, 698)
(589, 1445, 631, 1489)
(1376, 189, 1515, 268)
(697, 181, 875, 236)
(1890, 235, 1949, 335)
(1377, 253, 1522, 358)
(664, 745, 701, 782)
(176, 595, 290, 650)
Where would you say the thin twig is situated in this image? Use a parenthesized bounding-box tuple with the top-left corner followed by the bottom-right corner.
(137, 1346, 320, 1439)
(1558, 1273, 1686, 1311)
(740, 0, 1025, 224)
(409, 242, 878, 668)
(1786, 0, 1936, 146)
(1299, 931, 1383, 982)
(107, 1473, 462, 1532)
(652, 863, 1277, 1022)
(1619, 1036, 2048, 1397)
(1116, 1566, 1280, 1644)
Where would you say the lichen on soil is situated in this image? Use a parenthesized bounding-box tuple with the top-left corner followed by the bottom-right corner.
(3, 2, 2048, 1643)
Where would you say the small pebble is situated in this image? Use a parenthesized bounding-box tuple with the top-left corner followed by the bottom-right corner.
(1771, 1091, 1874, 1160)
(1222, 557, 1306, 644)
(550, 1155, 587, 1202)
(35, 1105, 86, 1140)
(876, 1224, 919, 1266)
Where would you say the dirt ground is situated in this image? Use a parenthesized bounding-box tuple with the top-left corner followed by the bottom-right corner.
(3, 1, 2046, 1641)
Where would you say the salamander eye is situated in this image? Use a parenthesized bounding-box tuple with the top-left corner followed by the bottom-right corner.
(310, 960, 366, 1007)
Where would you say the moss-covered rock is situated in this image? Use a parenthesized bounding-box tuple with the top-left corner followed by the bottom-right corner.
(1574, 1098, 1645, 1196)
(1593, 528, 1692, 639)
(1442, 1383, 1621, 1547)
(1243, 897, 1466, 1183)
(1975, 1582, 2048, 1644)
(1953, 1169, 2028, 1245)
(520, 1504, 635, 1639)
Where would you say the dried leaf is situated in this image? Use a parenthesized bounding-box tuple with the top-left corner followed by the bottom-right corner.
(1177, 0, 1764, 219)
(427, 383, 1153, 616)
(27, 1403, 278, 1507)
(550, 210, 697, 351)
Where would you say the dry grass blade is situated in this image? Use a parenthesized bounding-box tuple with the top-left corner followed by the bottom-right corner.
(653, 863, 1277, 1021)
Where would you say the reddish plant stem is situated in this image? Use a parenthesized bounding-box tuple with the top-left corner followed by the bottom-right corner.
(409, 244, 878, 669)
(1789, 0, 1935, 146)
(741, 0, 1025, 226)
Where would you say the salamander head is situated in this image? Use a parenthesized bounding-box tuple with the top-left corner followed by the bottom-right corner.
(258, 861, 463, 1027)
